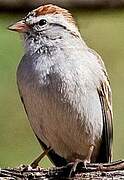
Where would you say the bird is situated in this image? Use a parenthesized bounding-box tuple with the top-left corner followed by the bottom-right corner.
(8, 4, 113, 169)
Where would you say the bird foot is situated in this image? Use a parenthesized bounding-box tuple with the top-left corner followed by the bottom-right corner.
(69, 159, 90, 178)
(19, 164, 37, 172)
(83, 159, 90, 168)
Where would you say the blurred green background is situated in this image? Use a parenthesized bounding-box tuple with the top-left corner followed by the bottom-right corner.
(0, 9, 124, 168)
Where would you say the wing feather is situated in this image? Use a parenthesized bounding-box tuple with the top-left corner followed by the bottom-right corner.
(89, 48, 113, 162)
(97, 74, 113, 162)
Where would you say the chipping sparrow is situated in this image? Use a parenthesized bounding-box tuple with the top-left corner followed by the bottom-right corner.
(9, 4, 113, 167)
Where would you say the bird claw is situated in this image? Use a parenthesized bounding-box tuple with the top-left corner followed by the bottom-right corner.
(31, 161, 39, 169)
(19, 164, 33, 171)
(83, 159, 90, 169)
(69, 159, 90, 178)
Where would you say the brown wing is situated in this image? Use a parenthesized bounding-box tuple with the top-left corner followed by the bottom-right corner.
(97, 77, 113, 163)
(88, 48, 113, 162)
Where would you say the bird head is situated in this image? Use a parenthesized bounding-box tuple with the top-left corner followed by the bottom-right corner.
(8, 4, 80, 38)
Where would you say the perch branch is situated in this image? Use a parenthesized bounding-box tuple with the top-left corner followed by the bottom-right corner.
(1, 160, 124, 179)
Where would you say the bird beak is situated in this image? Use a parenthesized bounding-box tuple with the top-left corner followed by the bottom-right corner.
(8, 21, 29, 33)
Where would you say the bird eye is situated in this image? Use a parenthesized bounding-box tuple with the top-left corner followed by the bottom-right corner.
(39, 19, 47, 26)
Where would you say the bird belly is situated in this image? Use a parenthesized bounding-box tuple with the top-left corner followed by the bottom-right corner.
(19, 83, 102, 162)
